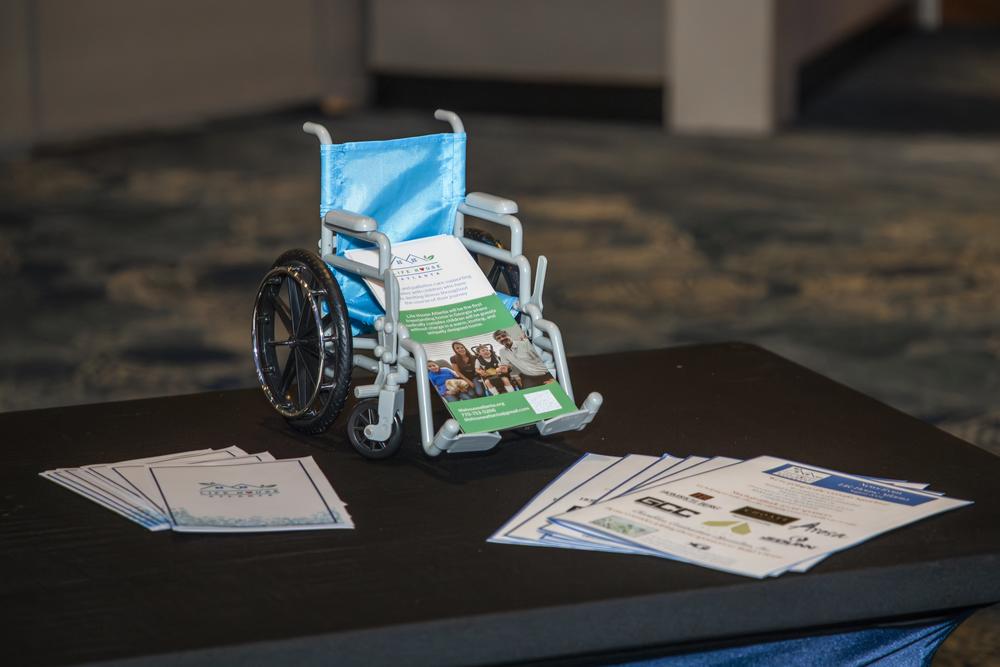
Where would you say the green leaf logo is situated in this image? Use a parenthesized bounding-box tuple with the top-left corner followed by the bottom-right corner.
(703, 520, 751, 534)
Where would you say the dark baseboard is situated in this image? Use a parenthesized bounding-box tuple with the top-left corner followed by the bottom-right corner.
(373, 74, 662, 123)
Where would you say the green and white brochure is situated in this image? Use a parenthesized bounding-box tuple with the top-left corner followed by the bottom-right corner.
(345, 235, 575, 433)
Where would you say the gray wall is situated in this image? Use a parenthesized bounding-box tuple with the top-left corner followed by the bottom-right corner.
(369, 0, 665, 85)
(670, 0, 908, 134)
(372, 0, 910, 133)
(1, 0, 365, 149)
(0, 1, 34, 151)
(0, 0, 919, 146)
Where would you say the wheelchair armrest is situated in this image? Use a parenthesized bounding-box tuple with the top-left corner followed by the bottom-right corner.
(465, 192, 518, 215)
(324, 209, 377, 233)
(458, 194, 523, 257)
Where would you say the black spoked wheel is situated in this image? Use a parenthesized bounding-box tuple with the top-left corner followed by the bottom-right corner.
(346, 398, 403, 459)
(464, 228, 521, 300)
(252, 249, 352, 434)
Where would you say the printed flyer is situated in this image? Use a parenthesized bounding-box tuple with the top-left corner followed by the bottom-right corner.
(345, 235, 575, 433)
(548, 455, 972, 578)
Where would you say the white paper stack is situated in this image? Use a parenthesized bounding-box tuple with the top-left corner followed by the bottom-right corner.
(490, 453, 971, 578)
(41, 447, 353, 532)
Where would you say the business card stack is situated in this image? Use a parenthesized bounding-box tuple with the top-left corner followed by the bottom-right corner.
(490, 453, 971, 578)
(41, 447, 353, 532)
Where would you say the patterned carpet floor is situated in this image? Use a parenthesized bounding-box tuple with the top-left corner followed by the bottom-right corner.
(1, 27, 997, 666)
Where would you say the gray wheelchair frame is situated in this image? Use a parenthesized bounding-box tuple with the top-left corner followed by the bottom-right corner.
(302, 109, 602, 457)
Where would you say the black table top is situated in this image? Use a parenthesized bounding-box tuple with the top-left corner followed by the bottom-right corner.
(3, 343, 999, 666)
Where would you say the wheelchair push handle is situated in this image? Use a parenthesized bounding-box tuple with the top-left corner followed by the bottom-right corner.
(434, 109, 464, 134)
(305, 112, 459, 145)
(303, 122, 332, 145)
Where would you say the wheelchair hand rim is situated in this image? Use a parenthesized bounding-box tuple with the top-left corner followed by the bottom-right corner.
(252, 265, 327, 419)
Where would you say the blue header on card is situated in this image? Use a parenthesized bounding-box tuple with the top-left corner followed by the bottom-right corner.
(764, 464, 934, 506)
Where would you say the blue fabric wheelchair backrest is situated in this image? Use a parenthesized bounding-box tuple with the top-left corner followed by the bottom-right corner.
(320, 132, 467, 331)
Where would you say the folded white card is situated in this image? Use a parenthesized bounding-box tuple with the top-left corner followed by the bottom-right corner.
(114, 453, 276, 514)
(150, 457, 353, 532)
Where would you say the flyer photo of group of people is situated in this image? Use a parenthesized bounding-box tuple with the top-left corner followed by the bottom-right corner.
(424, 325, 556, 403)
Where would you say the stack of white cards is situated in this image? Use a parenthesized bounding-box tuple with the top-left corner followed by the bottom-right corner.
(41, 447, 353, 533)
(490, 453, 972, 578)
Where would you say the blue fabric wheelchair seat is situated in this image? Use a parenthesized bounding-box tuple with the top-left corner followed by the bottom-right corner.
(319, 131, 467, 332)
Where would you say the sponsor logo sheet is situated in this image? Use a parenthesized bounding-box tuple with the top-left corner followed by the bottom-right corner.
(491, 453, 971, 578)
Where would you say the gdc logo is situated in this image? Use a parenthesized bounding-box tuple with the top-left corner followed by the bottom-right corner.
(635, 496, 701, 518)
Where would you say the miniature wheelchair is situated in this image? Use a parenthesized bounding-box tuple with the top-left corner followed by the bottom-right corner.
(251, 110, 602, 459)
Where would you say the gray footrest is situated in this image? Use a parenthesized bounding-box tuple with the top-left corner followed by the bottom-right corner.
(536, 392, 603, 436)
(427, 419, 501, 457)
(424, 393, 602, 456)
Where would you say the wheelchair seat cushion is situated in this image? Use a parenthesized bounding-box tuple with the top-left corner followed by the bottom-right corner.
(320, 132, 466, 331)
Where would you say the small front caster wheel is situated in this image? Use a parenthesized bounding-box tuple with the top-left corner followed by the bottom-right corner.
(347, 398, 403, 460)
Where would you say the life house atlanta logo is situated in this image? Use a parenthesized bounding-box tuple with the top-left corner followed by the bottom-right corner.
(390, 253, 442, 281)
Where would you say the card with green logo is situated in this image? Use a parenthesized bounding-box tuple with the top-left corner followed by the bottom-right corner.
(346, 235, 574, 433)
